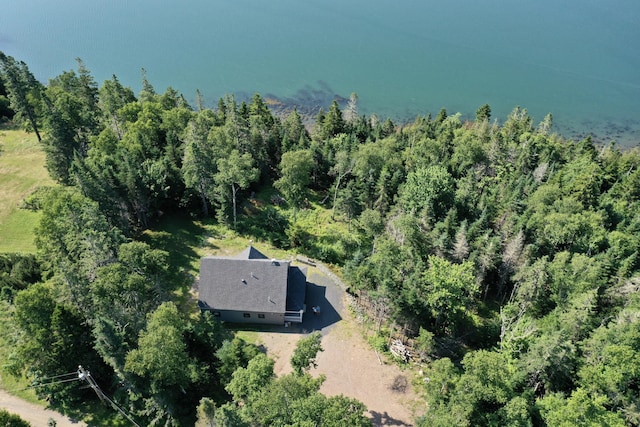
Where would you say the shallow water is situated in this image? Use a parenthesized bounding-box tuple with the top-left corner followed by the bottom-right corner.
(2, 0, 639, 145)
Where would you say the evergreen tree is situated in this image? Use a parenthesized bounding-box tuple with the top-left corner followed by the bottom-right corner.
(0, 52, 42, 140)
(182, 111, 217, 217)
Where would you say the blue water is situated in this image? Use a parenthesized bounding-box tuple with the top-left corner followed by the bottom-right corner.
(2, 0, 639, 145)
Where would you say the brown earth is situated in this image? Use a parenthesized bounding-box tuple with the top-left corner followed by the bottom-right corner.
(255, 269, 423, 426)
(0, 389, 87, 427)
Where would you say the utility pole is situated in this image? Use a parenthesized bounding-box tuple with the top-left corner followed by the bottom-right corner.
(77, 365, 104, 402)
(77, 365, 140, 427)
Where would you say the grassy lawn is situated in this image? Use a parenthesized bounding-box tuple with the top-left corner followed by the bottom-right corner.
(0, 126, 56, 406)
(0, 125, 54, 253)
(142, 189, 355, 279)
(141, 213, 304, 312)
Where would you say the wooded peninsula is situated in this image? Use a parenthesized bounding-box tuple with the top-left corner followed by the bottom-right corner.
(1, 53, 639, 426)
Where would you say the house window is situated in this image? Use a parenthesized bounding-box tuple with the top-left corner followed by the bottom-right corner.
(258, 314, 265, 319)
(212, 311, 221, 317)
(243, 313, 251, 318)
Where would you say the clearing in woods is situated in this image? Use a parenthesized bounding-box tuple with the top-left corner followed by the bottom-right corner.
(0, 127, 423, 425)
(246, 269, 423, 427)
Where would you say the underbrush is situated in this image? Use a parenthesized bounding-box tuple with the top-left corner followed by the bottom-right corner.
(0, 301, 41, 404)
(236, 187, 361, 265)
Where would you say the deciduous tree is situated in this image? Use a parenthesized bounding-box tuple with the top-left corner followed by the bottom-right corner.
(275, 149, 314, 222)
(215, 149, 259, 228)
(125, 302, 202, 393)
(406, 255, 477, 333)
(537, 388, 625, 427)
(290, 331, 323, 375)
(399, 165, 453, 222)
(0, 409, 31, 427)
(225, 353, 275, 403)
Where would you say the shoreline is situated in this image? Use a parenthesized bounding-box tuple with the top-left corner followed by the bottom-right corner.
(261, 94, 640, 148)
(552, 116, 640, 148)
(238, 82, 640, 148)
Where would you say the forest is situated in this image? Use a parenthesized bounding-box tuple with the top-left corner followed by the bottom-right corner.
(1, 51, 640, 426)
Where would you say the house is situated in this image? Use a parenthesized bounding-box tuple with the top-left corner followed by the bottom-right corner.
(198, 246, 307, 325)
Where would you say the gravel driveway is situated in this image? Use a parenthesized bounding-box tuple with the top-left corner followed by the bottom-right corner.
(257, 268, 421, 426)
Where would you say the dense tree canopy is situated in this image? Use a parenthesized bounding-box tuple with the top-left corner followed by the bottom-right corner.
(2, 52, 640, 426)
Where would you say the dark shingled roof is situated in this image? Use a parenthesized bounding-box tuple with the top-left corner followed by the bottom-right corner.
(199, 257, 289, 313)
(199, 246, 308, 316)
(286, 266, 307, 312)
(235, 245, 269, 260)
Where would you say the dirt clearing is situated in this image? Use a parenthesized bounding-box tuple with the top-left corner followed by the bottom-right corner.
(255, 269, 422, 426)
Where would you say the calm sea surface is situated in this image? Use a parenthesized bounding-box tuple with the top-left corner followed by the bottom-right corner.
(2, 0, 639, 145)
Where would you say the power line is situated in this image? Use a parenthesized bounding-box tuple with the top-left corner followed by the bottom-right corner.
(6, 366, 140, 426)
(6, 367, 140, 426)
(39, 377, 81, 386)
(77, 365, 140, 427)
(100, 392, 141, 427)
(6, 376, 81, 394)
(33, 371, 79, 382)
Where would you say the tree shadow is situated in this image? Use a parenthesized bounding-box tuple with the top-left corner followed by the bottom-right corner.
(143, 214, 214, 272)
(302, 281, 341, 333)
(142, 214, 216, 305)
(368, 410, 412, 427)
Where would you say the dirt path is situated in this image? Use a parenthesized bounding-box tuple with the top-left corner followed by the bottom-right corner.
(0, 390, 87, 427)
(256, 269, 423, 426)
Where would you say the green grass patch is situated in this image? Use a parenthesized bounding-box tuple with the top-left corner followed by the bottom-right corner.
(237, 186, 361, 265)
(141, 214, 293, 273)
(294, 202, 360, 260)
(0, 209, 41, 253)
(235, 330, 260, 345)
(0, 126, 54, 253)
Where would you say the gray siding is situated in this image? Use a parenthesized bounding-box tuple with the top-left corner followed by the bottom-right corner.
(212, 309, 284, 325)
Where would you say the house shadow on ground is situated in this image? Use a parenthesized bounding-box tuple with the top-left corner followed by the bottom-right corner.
(301, 281, 341, 334)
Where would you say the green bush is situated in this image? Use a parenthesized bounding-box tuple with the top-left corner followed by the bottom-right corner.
(0, 285, 15, 302)
(0, 253, 42, 292)
(368, 334, 388, 353)
(286, 223, 313, 249)
(0, 409, 31, 426)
